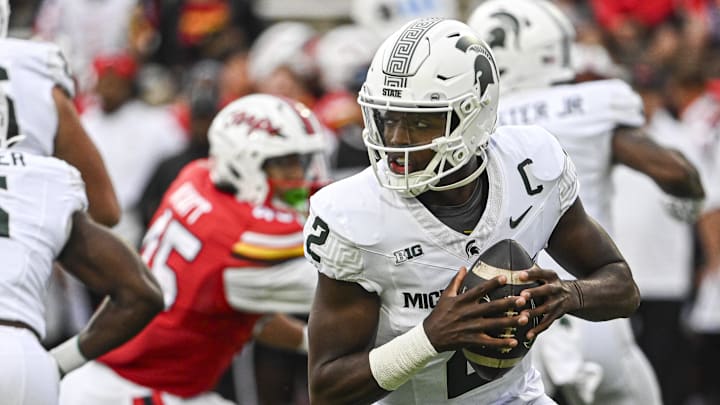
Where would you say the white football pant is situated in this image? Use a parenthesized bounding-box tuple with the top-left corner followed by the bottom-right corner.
(60, 361, 235, 405)
(0, 326, 60, 405)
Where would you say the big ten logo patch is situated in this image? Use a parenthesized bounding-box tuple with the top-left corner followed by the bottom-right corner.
(393, 244, 424, 264)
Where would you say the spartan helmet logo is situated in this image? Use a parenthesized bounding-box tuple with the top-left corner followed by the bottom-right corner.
(454, 35, 497, 98)
(486, 11, 521, 50)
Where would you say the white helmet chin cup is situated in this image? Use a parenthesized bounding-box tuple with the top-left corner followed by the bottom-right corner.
(208, 94, 326, 204)
(467, 0, 576, 96)
(358, 18, 499, 197)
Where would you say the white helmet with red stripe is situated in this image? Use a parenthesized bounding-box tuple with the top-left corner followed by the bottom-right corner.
(208, 94, 326, 205)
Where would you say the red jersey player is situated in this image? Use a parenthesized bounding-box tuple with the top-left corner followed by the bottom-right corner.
(58, 94, 328, 405)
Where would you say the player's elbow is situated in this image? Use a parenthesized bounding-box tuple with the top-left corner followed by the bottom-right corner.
(139, 278, 165, 318)
(618, 272, 641, 318)
(119, 275, 164, 320)
(657, 154, 705, 199)
(309, 364, 345, 405)
(92, 207, 121, 228)
(626, 280, 641, 316)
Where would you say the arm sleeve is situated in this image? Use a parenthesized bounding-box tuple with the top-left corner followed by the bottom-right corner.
(223, 257, 317, 314)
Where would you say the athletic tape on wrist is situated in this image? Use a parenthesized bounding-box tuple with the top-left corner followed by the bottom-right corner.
(368, 323, 438, 391)
(297, 325, 309, 354)
(50, 335, 88, 375)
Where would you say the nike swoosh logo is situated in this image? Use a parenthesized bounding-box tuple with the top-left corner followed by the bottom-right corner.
(509, 206, 532, 229)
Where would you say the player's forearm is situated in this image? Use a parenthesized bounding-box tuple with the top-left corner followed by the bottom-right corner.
(613, 128, 705, 199)
(567, 261, 640, 321)
(77, 288, 163, 359)
(254, 314, 308, 353)
(698, 209, 720, 271)
(310, 353, 389, 405)
(651, 150, 705, 199)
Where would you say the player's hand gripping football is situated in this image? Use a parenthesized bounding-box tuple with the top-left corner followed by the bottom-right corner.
(422, 267, 529, 353)
(515, 268, 578, 340)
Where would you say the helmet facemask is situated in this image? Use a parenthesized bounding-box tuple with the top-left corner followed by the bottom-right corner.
(263, 152, 328, 214)
(361, 95, 490, 197)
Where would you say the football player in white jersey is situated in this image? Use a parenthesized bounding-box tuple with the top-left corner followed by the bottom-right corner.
(0, 86, 163, 404)
(303, 18, 640, 405)
(468, 1, 705, 404)
(0, 0, 119, 226)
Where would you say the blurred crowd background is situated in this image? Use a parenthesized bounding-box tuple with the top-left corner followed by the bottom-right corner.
(6, 0, 720, 404)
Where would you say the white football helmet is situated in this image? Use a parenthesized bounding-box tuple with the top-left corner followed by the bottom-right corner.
(208, 94, 326, 205)
(0, 0, 9, 38)
(467, 0, 576, 96)
(315, 24, 381, 93)
(247, 22, 317, 84)
(351, 0, 459, 38)
(358, 18, 500, 197)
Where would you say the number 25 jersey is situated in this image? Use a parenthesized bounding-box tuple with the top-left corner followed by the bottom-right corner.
(304, 125, 579, 404)
(99, 160, 316, 398)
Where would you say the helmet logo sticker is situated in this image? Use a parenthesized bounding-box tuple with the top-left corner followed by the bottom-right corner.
(227, 112, 283, 137)
(486, 12, 521, 50)
(383, 17, 443, 90)
(455, 35, 497, 97)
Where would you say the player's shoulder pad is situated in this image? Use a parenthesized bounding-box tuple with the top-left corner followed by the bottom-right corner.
(576, 78, 644, 128)
(3, 38, 75, 98)
(309, 168, 385, 245)
(491, 125, 567, 181)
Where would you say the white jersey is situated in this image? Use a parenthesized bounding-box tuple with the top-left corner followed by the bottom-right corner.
(0, 38, 75, 156)
(304, 126, 579, 404)
(498, 79, 644, 232)
(0, 150, 87, 338)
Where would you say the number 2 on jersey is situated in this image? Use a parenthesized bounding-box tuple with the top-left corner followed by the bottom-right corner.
(0, 176, 8, 237)
(141, 209, 201, 309)
(446, 351, 487, 398)
(306, 216, 329, 263)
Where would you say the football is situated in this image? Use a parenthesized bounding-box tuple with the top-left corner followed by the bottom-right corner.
(460, 239, 543, 381)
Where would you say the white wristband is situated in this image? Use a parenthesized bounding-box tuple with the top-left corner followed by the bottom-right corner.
(368, 323, 438, 391)
(297, 325, 309, 354)
(50, 335, 88, 376)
